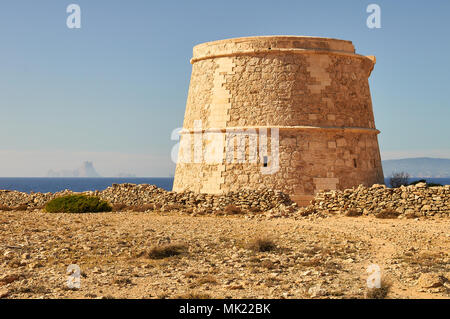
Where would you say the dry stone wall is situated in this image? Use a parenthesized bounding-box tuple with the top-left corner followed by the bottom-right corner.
(304, 183, 450, 218)
(0, 183, 448, 219)
(0, 184, 297, 216)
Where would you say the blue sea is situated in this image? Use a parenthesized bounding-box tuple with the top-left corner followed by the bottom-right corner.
(383, 177, 450, 187)
(0, 177, 448, 194)
(0, 178, 174, 193)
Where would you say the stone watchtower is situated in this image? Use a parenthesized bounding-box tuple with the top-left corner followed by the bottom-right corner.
(173, 36, 384, 205)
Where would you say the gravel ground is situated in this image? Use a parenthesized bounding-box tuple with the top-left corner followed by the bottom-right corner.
(0, 210, 449, 299)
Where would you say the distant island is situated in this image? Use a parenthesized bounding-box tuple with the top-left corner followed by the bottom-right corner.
(47, 161, 101, 177)
(382, 157, 450, 178)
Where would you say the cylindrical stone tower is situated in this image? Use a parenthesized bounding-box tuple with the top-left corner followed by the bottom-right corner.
(173, 36, 384, 205)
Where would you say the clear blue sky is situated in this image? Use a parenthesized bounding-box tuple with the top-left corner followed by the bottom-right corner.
(0, 1, 449, 176)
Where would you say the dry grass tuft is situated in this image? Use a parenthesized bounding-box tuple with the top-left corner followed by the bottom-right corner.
(247, 237, 276, 252)
(194, 275, 218, 286)
(375, 210, 400, 219)
(112, 203, 128, 212)
(113, 278, 133, 286)
(183, 271, 198, 278)
(130, 204, 155, 212)
(0, 204, 29, 211)
(398, 250, 448, 271)
(260, 260, 276, 269)
(249, 207, 262, 213)
(224, 204, 242, 215)
(164, 203, 185, 211)
(366, 278, 392, 299)
(147, 243, 187, 259)
(299, 207, 316, 216)
(175, 292, 211, 299)
(299, 258, 322, 267)
(14, 285, 51, 294)
(345, 209, 362, 217)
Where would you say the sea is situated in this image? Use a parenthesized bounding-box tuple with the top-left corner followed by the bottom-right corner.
(0, 177, 448, 194)
(0, 178, 174, 193)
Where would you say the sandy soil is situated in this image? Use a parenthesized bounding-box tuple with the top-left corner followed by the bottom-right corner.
(0, 210, 449, 299)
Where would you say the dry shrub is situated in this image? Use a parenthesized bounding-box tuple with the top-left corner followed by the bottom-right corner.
(147, 243, 187, 259)
(14, 204, 28, 211)
(14, 285, 51, 294)
(163, 203, 185, 211)
(405, 211, 417, 219)
(224, 204, 242, 215)
(323, 260, 342, 271)
(299, 207, 315, 216)
(260, 260, 276, 269)
(1, 204, 29, 211)
(112, 203, 128, 212)
(401, 251, 446, 269)
(249, 207, 262, 213)
(375, 210, 400, 219)
(114, 278, 133, 286)
(175, 292, 211, 299)
(389, 172, 410, 188)
(247, 237, 276, 252)
(131, 204, 155, 212)
(299, 258, 322, 267)
(183, 271, 197, 278)
(264, 277, 281, 287)
(249, 257, 261, 263)
(228, 284, 244, 290)
(366, 278, 392, 299)
(345, 209, 362, 217)
(301, 246, 321, 256)
(194, 275, 217, 286)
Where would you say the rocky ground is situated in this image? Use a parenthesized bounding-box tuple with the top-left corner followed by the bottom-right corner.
(1, 209, 449, 299)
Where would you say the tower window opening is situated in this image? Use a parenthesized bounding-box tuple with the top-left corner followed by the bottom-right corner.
(353, 159, 358, 168)
(263, 156, 268, 167)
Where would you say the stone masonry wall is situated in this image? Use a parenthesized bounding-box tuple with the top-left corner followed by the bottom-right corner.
(173, 36, 383, 205)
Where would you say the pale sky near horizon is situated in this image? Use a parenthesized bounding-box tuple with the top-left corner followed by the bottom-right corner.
(0, 1, 449, 177)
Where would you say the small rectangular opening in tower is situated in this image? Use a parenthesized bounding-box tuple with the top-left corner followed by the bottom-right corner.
(353, 159, 358, 168)
(263, 156, 268, 167)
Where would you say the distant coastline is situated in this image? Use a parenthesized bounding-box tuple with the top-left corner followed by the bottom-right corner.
(382, 157, 450, 178)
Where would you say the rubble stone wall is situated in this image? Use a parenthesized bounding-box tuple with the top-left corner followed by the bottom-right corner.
(306, 183, 450, 218)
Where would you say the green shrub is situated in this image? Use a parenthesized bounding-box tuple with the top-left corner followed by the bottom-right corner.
(45, 195, 112, 213)
(409, 179, 426, 185)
